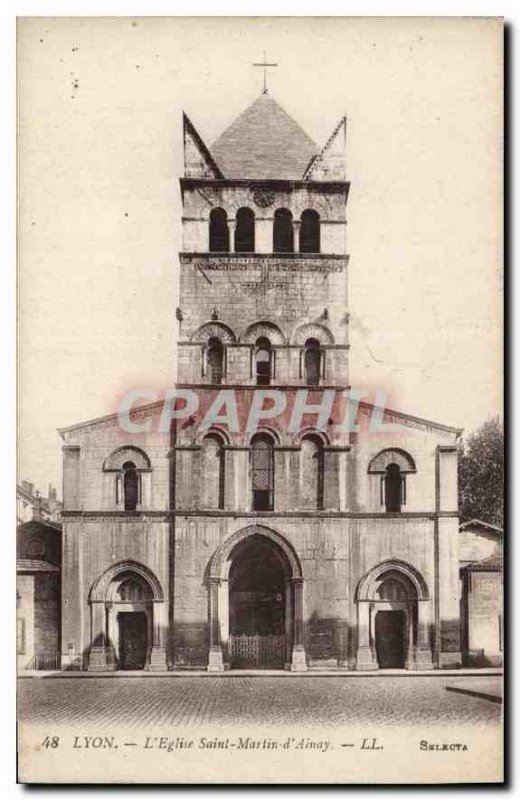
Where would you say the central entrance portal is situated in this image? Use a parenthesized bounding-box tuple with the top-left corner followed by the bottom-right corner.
(375, 610, 406, 669)
(118, 611, 148, 670)
(229, 535, 286, 668)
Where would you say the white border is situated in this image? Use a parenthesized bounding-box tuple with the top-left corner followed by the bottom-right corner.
(2, 3, 513, 798)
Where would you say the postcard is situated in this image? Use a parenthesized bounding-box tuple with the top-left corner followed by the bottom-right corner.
(17, 16, 503, 784)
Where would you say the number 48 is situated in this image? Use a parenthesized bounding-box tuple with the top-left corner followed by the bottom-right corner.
(41, 735, 59, 749)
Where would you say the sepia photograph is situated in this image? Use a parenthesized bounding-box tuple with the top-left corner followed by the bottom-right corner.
(16, 15, 503, 784)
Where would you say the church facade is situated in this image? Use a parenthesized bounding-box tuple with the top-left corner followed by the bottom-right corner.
(58, 93, 462, 673)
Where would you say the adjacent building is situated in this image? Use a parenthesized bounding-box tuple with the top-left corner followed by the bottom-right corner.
(459, 519, 503, 667)
(17, 489, 62, 671)
(17, 481, 61, 525)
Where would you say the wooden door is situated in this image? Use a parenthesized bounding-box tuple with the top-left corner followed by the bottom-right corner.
(118, 612, 147, 670)
(375, 610, 405, 668)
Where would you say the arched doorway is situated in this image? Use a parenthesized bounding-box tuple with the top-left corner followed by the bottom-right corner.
(88, 561, 167, 671)
(355, 560, 433, 671)
(107, 572, 152, 670)
(228, 536, 286, 668)
(373, 571, 415, 669)
(207, 526, 306, 672)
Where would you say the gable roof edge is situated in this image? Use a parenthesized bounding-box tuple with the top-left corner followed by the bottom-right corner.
(183, 112, 224, 179)
(303, 115, 346, 180)
(57, 400, 166, 437)
(459, 518, 504, 534)
(358, 401, 463, 436)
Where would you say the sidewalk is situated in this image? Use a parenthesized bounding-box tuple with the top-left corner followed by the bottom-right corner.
(18, 667, 503, 679)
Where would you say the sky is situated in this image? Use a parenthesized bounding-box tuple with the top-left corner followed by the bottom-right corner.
(17, 16, 503, 497)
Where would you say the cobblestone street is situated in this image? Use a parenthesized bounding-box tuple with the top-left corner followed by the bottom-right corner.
(18, 674, 502, 731)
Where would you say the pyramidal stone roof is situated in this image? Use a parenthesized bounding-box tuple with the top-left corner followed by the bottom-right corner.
(210, 94, 319, 180)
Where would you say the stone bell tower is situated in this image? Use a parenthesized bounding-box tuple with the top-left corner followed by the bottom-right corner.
(177, 94, 349, 388)
(171, 90, 353, 672)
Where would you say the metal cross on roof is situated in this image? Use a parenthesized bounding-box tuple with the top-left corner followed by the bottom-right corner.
(252, 52, 278, 94)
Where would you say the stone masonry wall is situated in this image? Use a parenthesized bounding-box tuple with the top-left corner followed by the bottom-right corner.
(172, 514, 437, 668)
(177, 254, 349, 347)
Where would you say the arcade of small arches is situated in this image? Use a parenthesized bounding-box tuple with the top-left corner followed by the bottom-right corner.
(103, 444, 417, 515)
(209, 206, 321, 254)
(193, 320, 334, 387)
(85, 531, 434, 672)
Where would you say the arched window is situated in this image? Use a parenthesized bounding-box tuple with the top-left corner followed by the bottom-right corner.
(273, 208, 294, 253)
(200, 434, 225, 510)
(251, 434, 275, 511)
(301, 435, 324, 510)
(207, 336, 224, 384)
(235, 207, 255, 253)
(300, 209, 320, 253)
(384, 463, 404, 512)
(304, 338, 321, 386)
(368, 449, 415, 511)
(209, 208, 229, 252)
(122, 461, 139, 511)
(255, 336, 272, 386)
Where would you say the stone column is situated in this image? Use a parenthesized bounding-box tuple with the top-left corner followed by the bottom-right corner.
(88, 602, 112, 671)
(355, 602, 378, 670)
(228, 220, 236, 253)
(284, 580, 293, 670)
(149, 601, 168, 670)
(404, 605, 416, 670)
(62, 445, 80, 510)
(413, 601, 434, 670)
(336, 619, 350, 668)
(290, 578, 307, 671)
(207, 578, 224, 671)
(218, 579, 229, 658)
(293, 219, 302, 253)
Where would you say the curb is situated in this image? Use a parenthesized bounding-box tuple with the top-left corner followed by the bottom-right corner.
(18, 669, 504, 680)
(445, 686, 502, 704)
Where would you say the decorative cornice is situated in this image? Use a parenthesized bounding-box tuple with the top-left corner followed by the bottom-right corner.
(180, 177, 350, 193)
(175, 383, 350, 390)
(177, 342, 350, 350)
(180, 251, 348, 263)
(62, 511, 171, 521)
(61, 510, 457, 521)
